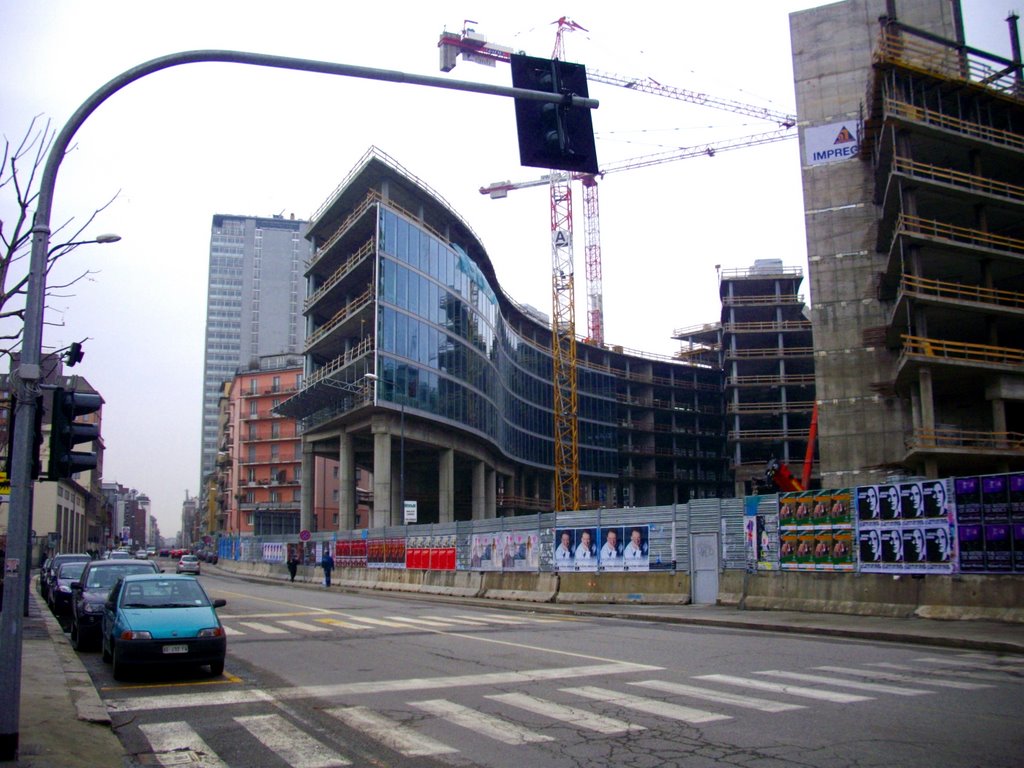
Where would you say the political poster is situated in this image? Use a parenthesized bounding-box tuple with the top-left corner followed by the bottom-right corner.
(779, 489, 853, 572)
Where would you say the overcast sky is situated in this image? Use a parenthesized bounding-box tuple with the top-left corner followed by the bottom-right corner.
(1, 1, 1016, 539)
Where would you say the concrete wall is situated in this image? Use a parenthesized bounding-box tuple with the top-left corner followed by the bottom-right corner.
(216, 559, 1023, 622)
(719, 570, 1024, 623)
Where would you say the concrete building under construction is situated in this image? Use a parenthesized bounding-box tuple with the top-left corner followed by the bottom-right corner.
(791, 0, 1024, 485)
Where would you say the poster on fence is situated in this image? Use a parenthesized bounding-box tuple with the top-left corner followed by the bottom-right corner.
(779, 489, 853, 572)
(553, 527, 598, 571)
(954, 473, 1024, 573)
(856, 480, 955, 574)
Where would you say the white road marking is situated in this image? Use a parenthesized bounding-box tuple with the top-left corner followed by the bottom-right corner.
(333, 615, 411, 628)
(570, 686, 731, 724)
(412, 699, 553, 744)
(753, 669, 932, 696)
(814, 665, 993, 690)
(139, 721, 228, 767)
(695, 674, 872, 703)
(221, 625, 244, 636)
(385, 615, 456, 627)
(913, 656, 1024, 673)
(110, 689, 274, 713)
(238, 621, 289, 635)
(107, 663, 660, 712)
(277, 620, 331, 633)
(488, 691, 644, 734)
(325, 706, 458, 757)
(631, 680, 805, 712)
(234, 713, 350, 767)
(868, 662, 1003, 682)
(315, 618, 369, 630)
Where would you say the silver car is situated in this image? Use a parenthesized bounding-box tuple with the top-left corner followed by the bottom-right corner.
(176, 554, 201, 575)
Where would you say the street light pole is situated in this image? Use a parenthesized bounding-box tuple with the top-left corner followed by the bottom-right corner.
(0, 51, 597, 760)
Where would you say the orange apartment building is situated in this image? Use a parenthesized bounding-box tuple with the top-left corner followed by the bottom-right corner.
(215, 357, 371, 538)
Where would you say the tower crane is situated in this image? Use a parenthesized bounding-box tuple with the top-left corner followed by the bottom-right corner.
(439, 19, 797, 513)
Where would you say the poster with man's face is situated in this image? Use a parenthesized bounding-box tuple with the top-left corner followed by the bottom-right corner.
(858, 528, 882, 564)
(902, 527, 928, 563)
(856, 486, 881, 521)
(923, 480, 948, 519)
(925, 526, 953, 563)
(901, 483, 925, 519)
(879, 485, 901, 520)
(881, 528, 903, 563)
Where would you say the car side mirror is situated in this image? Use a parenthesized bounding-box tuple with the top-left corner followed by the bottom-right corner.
(70, 581, 81, 590)
(212, 599, 227, 608)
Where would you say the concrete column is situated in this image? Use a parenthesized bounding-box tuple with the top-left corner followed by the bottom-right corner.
(486, 468, 497, 519)
(338, 431, 355, 531)
(372, 417, 392, 528)
(919, 366, 935, 435)
(993, 398, 1008, 448)
(439, 448, 454, 523)
(300, 441, 314, 532)
(390, 467, 402, 526)
(472, 460, 486, 520)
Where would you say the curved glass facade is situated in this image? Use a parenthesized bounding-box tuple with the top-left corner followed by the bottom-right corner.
(377, 207, 617, 475)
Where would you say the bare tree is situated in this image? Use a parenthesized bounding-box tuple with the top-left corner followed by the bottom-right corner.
(0, 115, 118, 367)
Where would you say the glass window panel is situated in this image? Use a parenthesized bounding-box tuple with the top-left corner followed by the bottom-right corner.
(396, 263, 408, 307)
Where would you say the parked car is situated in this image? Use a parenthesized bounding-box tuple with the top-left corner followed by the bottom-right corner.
(176, 555, 201, 575)
(101, 574, 227, 680)
(105, 550, 133, 560)
(69, 558, 161, 651)
(48, 560, 88, 617)
(158, 549, 171, 558)
(39, 553, 91, 603)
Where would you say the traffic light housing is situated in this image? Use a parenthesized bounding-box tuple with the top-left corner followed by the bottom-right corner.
(47, 387, 102, 480)
(510, 53, 598, 174)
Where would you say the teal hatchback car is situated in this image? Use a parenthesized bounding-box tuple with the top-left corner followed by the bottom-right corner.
(101, 574, 227, 680)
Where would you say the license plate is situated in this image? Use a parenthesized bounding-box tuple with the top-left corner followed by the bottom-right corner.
(162, 644, 188, 654)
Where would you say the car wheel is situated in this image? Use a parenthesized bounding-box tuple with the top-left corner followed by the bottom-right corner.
(208, 658, 224, 677)
(111, 645, 128, 681)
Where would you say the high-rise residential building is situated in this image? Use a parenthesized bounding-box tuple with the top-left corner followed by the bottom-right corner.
(791, 0, 1024, 485)
(199, 213, 312, 486)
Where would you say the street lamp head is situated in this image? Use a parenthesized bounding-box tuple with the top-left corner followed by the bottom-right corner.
(95, 233, 121, 243)
(363, 373, 379, 382)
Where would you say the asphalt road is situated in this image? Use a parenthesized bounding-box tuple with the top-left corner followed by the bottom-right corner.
(72, 564, 1023, 768)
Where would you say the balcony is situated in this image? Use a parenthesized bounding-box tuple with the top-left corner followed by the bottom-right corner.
(305, 237, 375, 312)
(308, 190, 380, 272)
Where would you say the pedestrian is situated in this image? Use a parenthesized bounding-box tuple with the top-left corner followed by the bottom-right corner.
(287, 553, 299, 583)
(321, 549, 334, 587)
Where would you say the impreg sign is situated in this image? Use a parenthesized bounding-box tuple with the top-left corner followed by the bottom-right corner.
(805, 121, 860, 165)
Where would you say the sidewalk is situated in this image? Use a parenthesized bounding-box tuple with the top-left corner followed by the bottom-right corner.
(11, 584, 124, 768)
(8, 567, 1024, 767)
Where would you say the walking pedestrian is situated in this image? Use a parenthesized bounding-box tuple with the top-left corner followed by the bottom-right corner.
(321, 549, 334, 587)
(287, 553, 299, 583)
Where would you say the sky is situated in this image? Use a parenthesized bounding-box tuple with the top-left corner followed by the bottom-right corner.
(0, 0, 1017, 539)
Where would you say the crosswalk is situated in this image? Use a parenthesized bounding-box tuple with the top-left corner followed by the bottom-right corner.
(109, 652, 1018, 767)
(217, 610, 569, 637)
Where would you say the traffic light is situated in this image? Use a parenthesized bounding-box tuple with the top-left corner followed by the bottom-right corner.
(65, 341, 84, 367)
(47, 387, 102, 480)
(510, 53, 598, 174)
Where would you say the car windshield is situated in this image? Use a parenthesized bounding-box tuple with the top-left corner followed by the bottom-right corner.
(120, 579, 211, 609)
(85, 564, 154, 590)
(58, 562, 87, 580)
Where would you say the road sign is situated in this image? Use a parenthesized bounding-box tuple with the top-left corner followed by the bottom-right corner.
(299, 529, 311, 541)
(404, 500, 418, 523)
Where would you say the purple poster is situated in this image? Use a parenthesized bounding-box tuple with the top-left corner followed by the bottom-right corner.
(984, 524, 1012, 572)
(1010, 475, 1024, 523)
(982, 475, 1009, 524)
(955, 477, 982, 524)
(958, 524, 985, 573)
(1014, 523, 1024, 572)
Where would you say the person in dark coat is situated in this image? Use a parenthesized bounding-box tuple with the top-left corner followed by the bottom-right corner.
(321, 550, 334, 587)
(287, 554, 299, 583)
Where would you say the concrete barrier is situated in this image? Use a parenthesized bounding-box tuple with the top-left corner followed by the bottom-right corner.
(722, 570, 1024, 623)
(481, 572, 558, 602)
(557, 572, 690, 604)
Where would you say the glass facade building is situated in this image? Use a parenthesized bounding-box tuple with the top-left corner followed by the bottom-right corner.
(280, 149, 729, 526)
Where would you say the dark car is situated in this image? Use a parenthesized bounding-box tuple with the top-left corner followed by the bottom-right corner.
(101, 574, 227, 680)
(40, 553, 91, 603)
(69, 559, 161, 651)
(48, 560, 88, 617)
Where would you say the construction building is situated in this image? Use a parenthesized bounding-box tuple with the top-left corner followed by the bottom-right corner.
(277, 148, 729, 527)
(791, 0, 1024, 485)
